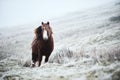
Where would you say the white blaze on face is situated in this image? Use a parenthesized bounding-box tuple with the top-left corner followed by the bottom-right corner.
(43, 29, 48, 40)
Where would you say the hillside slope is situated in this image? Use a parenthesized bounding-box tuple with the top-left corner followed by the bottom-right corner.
(0, 0, 120, 80)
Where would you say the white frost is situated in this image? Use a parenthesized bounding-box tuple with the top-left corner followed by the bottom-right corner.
(0, 0, 120, 80)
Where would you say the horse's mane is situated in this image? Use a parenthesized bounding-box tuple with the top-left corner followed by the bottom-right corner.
(34, 26, 42, 39)
(31, 26, 42, 47)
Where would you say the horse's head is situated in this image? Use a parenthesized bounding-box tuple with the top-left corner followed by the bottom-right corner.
(35, 22, 53, 40)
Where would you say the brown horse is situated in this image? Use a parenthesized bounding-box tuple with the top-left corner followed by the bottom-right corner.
(31, 22, 54, 67)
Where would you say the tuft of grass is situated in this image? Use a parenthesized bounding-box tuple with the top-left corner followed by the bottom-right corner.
(112, 69, 120, 80)
(49, 46, 120, 65)
(3, 75, 23, 80)
(109, 15, 120, 23)
(49, 48, 74, 64)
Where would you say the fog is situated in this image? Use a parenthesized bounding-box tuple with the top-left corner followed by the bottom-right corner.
(0, 0, 120, 79)
(0, 0, 115, 27)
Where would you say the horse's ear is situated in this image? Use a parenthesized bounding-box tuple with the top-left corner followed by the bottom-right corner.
(47, 21, 49, 25)
(41, 22, 44, 25)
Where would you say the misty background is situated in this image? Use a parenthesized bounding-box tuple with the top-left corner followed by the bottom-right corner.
(0, 0, 120, 79)
(0, 0, 115, 28)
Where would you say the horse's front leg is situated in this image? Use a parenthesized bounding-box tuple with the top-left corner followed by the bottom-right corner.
(38, 54, 42, 67)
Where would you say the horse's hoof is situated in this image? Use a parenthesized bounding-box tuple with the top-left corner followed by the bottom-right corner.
(30, 64, 35, 68)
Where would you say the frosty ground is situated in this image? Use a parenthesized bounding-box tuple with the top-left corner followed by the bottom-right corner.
(0, 0, 120, 80)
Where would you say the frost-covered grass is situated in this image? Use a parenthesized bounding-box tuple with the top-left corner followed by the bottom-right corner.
(49, 46, 120, 64)
(0, 0, 120, 80)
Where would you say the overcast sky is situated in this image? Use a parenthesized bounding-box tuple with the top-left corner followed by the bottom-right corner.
(0, 0, 114, 27)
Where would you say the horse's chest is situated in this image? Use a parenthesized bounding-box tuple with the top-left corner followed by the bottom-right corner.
(42, 43, 49, 49)
(40, 42, 51, 51)
(37, 38, 53, 54)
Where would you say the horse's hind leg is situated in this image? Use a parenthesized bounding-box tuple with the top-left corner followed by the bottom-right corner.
(31, 53, 37, 67)
(31, 61, 35, 67)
